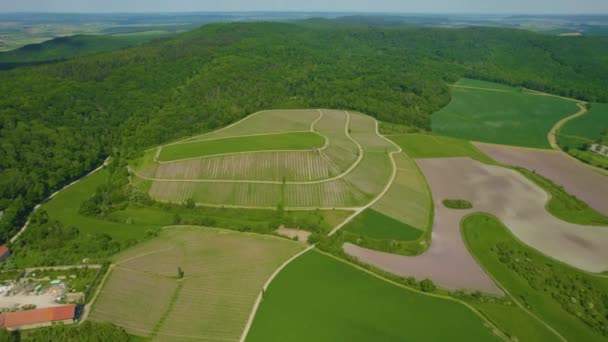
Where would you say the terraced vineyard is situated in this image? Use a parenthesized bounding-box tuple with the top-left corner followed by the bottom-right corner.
(132, 109, 398, 209)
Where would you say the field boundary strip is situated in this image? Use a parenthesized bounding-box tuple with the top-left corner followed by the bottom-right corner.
(239, 245, 314, 342)
(315, 249, 510, 341)
(460, 213, 567, 341)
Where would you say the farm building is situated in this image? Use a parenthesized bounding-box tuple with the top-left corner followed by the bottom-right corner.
(0, 245, 9, 262)
(0, 304, 76, 329)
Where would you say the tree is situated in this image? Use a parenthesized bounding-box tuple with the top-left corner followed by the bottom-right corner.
(420, 278, 437, 292)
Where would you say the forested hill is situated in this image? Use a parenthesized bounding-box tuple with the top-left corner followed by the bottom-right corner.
(1, 20, 608, 241)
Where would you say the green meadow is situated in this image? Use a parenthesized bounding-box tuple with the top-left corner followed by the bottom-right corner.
(247, 250, 499, 342)
(433, 79, 579, 148)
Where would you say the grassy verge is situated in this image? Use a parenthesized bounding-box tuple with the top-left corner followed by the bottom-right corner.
(515, 167, 608, 225)
(462, 213, 608, 341)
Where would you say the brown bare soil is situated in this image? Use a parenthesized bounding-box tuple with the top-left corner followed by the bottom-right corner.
(345, 157, 608, 294)
(275, 227, 311, 242)
(476, 143, 608, 215)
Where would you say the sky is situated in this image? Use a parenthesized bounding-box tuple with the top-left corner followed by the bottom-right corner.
(0, 0, 607, 14)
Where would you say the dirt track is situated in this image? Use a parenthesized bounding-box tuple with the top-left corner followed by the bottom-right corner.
(345, 157, 608, 294)
(476, 143, 608, 215)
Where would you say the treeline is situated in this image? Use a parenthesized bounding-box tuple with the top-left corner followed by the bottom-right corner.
(0, 321, 129, 341)
(1, 21, 607, 241)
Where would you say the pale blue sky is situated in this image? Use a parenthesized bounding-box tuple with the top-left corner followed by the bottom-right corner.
(0, 0, 606, 14)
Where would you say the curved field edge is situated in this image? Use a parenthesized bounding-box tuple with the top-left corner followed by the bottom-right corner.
(89, 226, 306, 341)
(134, 110, 398, 209)
(461, 213, 608, 341)
(514, 167, 608, 226)
(433, 79, 581, 149)
(246, 249, 504, 342)
(158, 131, 325, 162)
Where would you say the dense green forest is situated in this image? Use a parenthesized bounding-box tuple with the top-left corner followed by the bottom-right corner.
(0, 33, 170, 70)
(1, 20, 608, 242)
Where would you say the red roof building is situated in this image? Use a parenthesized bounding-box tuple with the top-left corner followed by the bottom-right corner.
(0, 245, 9, 261)
(0, 304, 75, 329)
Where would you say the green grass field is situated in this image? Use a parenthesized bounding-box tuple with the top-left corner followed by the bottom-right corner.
(388, 134, 496, 164)
(91, 226, 304, 341)
(343, 208, 422, 241)
(433, 79, 580, 148)
(560, 103, 608, 141)
(516, 167, 608, 225)
(462, 213, 608, 341)
(159, 132, 325, 162)
(42, 169, 157, 242)
(247, 250, 499, 341)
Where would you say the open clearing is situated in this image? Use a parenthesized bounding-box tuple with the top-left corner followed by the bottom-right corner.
(158, 132, 325, 162)
(433, 79, 580, 148)
(476, 143, 608, 215)
(138, 109, 397, 209)
(246, 250, 499, 342)
(90, 226, 304, 341)
(346, 157, 608, 294)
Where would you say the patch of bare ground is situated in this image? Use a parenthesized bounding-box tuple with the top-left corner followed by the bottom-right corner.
(345, 157, 608, 295)
(475, 143, 608, 215)
(275, 227, 311, 242)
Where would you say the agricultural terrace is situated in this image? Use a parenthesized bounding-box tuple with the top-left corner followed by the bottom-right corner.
(246, 251, 500, 341)
(463, 214, 608, 341)
(134, 109, 399, 209)
(158, 132, 325, 162)
(90, 226, 304, 341)
(432, 78, 580, 149)
(371, 152, 432, 231)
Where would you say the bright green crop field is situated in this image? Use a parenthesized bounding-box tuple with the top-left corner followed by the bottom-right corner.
(433, 79, 579, 148)
(560, 103, 608, 141)
(158, 132, 324, 162)
(247, 250, 499, 342)
(343, 208, 422, 241)
(462, 213, 608, 342)
(388, 134, 496, 164)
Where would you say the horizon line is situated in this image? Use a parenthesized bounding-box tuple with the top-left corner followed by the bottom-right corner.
(1, 10, 607, 16)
